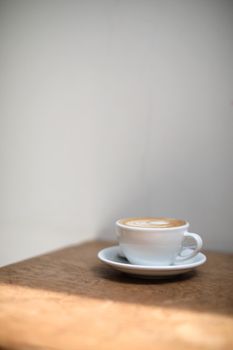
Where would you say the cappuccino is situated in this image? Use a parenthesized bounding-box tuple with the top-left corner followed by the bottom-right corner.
(116, 217, 203, 265)
(118, 217, 186, 229)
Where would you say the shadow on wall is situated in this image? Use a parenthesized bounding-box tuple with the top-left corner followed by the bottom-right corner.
(0, 241, 232, 317)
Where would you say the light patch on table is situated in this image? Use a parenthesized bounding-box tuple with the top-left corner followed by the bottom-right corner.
(176, 324, 226, 348)
(0, 284, 233, 350)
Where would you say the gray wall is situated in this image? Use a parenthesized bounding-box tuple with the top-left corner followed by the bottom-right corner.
(0, 0, 232, 265)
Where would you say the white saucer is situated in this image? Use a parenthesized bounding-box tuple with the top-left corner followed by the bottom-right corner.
(98, 246, 207, 278)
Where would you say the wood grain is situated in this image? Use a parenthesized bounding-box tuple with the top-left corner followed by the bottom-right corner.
(0, 241, 233, 350)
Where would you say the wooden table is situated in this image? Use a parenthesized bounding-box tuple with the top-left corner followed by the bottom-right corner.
(0, 241, 233, 350)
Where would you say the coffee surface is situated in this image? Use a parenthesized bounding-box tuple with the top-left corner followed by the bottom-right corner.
(119, 217, 186, 228)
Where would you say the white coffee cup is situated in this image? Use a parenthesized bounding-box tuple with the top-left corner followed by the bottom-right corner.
(116, 217, 203, 266)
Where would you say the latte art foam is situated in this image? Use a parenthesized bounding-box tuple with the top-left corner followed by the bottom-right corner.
(119, 217, 186, 228)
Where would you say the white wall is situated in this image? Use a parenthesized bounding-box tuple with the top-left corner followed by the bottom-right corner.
(145, 0, 233, 252)
(0, 0, 232, 265)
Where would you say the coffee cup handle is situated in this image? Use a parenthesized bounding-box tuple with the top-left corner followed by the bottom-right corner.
(175, 232, 203, 262)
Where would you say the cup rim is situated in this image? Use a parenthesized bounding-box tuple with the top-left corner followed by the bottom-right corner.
(116, 217, 189, 231)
